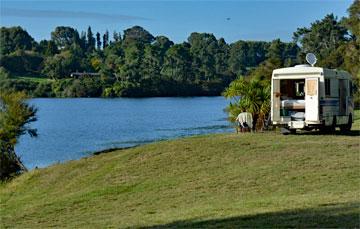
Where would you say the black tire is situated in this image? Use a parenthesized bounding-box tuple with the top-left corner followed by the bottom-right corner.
(320, 117, 336, 134)
(281, 128, 296, 135)
(340, 114, 352, 132)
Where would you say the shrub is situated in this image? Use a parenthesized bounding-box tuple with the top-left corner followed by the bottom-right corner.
(0, 91, 37, 180)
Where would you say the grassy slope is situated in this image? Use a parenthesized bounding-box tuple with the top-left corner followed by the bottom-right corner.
(1, 113, 359, 228)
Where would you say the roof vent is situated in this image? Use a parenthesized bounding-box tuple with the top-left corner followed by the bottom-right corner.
(294, 64, 311, 68)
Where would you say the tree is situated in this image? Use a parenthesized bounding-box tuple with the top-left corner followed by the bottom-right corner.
(113, 31, 121, 42)
(0, 26, 35, 55)
(343, 0, 360, 106)
(246, 41, 269, 67)
(293, 14, 348, 66)
(266, 39, 285, 60)
(79, 31, 87, 52)
(87, 26, 96, 52)
(103, 30, 109, 49)
(0, 49, 44, 77)
(96, 32, 102, 50)
(0, 91, 37, 180)
(153, 36, 174, 64)
(42, 49, 83, 79)
(142, 44, 161, 80)
(188, 33, 217, 81)
(344, 0, 360, 40)
(215, 38, 230, 75)
(51, 26, 79, 49)
(343, 0, 360, 77)
(228, 40, 269, 76)
(223, 77, 271, 130)
(37, 40, 58, 56)
(123, 26, 154, 45)
(228, 41, 249, 76)
(102, 37, 124, 78)
(116, 42, 144, 91)
(33, 82, 54, 97)
(0, 67, 10, 80)
(250, 57, 282, 82)
(139, 44, 163, 95)
(161, 43, 193, 82)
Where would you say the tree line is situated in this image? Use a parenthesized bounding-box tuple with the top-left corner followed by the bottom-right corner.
(0, 1, 358, 100)
(1, 3, 358, 99)
(1, 25, 298, 97)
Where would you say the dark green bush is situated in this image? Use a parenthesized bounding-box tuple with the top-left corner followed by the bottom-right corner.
(0, 91, 37, 181)
(0, 142, 24, 181)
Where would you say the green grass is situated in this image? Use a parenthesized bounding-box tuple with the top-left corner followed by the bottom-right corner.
(12, 76, 51, 83)
(1, 112, 359, 228)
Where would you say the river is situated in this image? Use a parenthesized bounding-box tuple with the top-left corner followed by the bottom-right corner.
(16, 97, 233, 169)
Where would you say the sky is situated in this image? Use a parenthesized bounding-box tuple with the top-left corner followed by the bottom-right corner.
(0, 0, 353, 44)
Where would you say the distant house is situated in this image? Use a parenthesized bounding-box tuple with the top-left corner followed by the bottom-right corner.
(70, 72, 100, 78)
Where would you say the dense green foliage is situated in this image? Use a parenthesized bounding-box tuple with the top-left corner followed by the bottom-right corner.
(292, 3, 360, 103)
(0, 1, 358, 99)
(0, 25, 295, 97)
(223, 78, 271, 129)
(224, 1, 360, 122)
(0, 91, 37, 180)
(1, 113, 359, 227)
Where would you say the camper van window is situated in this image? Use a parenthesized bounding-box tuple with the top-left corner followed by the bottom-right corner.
(280, 79, 305, 100)
(307, 79, 317, 96)
(325, 79, 331, 96)
(295, 82, 305, 97)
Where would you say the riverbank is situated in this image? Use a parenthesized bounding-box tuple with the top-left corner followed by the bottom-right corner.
(1, 116, 359, 228)
(92, 146, 135, 155)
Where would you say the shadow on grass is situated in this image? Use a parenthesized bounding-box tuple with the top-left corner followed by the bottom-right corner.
(140, 202, 359, 228)
(297, 129, 360, 136)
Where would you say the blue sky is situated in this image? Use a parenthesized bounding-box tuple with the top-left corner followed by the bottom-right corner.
(0, 0, 353, 44)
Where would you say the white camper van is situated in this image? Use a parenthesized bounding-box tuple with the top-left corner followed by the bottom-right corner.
(271, 64, 354, 133)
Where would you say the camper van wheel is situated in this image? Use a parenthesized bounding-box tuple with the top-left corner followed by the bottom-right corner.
(320, 117, 336, 134)
(331, 117, 337, 132)
(320, 126, 334, 134)
(340, 114, 352, 132)
(328, 117, 337, 133)
(281, 128, 296, 135)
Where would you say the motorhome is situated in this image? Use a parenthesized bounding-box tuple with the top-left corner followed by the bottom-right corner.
(271, 64, 354, 133)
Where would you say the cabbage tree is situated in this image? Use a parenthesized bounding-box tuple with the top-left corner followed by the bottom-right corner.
(223, 77, 270, 130)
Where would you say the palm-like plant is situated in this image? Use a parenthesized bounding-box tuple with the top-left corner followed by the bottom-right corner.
(223, 77, 271, 130)
(0, 91, 37, 180)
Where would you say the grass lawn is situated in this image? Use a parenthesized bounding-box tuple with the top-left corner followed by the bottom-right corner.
(1, 112, 359, 228)
(12, 76, 51, 83)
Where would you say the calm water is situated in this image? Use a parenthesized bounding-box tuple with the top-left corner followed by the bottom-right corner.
(16, 97, 232, 169)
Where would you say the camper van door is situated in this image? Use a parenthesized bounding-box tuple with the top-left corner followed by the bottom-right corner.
(272, 79, 280, 122)
(305, 78, 319, 121)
